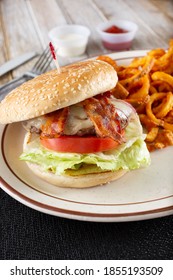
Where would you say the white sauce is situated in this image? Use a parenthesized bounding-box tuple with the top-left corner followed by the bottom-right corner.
(57, 33, 87, 57)
(58, 33, 85, 42)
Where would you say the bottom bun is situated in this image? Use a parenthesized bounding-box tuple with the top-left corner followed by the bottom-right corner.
(26, 162, 127, 188)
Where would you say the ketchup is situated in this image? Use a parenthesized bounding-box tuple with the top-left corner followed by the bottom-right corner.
(104, 25, 127, 34)
(102, 40, 131, 51)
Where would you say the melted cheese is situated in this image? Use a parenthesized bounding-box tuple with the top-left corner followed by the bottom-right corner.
(64, 104, 93, 135)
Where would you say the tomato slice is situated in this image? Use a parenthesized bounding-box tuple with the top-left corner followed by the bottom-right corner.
(40, 136, 119, 153)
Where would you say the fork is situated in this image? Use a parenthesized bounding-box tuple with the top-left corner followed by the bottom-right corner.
(0, 46, 52, 101)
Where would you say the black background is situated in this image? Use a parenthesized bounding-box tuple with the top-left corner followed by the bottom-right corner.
(1, 189, 173, 260)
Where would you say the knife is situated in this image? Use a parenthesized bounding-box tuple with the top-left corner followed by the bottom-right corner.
(0, 52, 38, 77)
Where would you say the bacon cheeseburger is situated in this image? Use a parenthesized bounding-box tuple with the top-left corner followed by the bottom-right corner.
(0, 60, 150, 188)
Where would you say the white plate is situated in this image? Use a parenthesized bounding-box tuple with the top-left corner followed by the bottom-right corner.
(0, 50, 173, 222)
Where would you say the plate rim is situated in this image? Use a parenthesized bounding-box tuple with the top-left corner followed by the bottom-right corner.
(1, 175, 173, 222)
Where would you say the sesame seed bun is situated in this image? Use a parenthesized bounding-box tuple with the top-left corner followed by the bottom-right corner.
(0, 60, 118, 124)
(25, 161, 127, 188)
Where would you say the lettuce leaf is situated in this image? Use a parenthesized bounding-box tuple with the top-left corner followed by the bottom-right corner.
(20, 114, 150, 175)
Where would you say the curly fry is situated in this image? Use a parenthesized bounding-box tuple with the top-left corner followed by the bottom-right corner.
(96, 39, 173, 151)
(146, 127, 159, 142)
(146, 93, 166, 126)
(151, 72, 173, 88)
(148, 48, 166, 59)
(128, 74, 150, 102)
(120, 56, 154, 87)
(154, 92, 173, 118)
(110, 82, 129, 99)
(97, 55, 119, 71)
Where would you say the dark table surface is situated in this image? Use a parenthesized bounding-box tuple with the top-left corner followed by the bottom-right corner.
(1, 188, 173, 260)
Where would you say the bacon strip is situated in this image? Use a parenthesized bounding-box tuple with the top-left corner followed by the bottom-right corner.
(83, 96, 127, 143)
(41, 107, 69, 138)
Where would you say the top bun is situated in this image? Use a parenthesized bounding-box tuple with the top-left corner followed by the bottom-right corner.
(0, 60, 118, 124)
